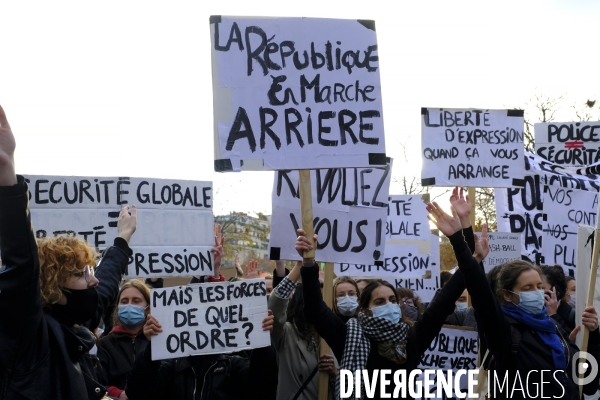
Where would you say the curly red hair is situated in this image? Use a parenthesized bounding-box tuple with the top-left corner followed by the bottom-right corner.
(37, 236, 97, 307)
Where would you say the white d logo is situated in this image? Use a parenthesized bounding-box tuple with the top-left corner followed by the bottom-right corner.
(572, 351, 599, 386)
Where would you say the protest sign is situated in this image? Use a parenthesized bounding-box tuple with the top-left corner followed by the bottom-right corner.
(495, 152, 600, 263)
(269, 165, 390, 264)
(25, 175, 215, 279)
(475, 232, 521, 273)
(150, 279, 270, 360)
(414, 326, 478, 400)
(334, 194, 433, 277)
(541, 187, 597, 275)
(535, 121, 600, 167)
(421, 108, 524, 187)
(210, 16, 386, 172)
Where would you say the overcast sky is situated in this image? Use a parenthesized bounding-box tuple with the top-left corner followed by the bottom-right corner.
(2, 0, 599, 215)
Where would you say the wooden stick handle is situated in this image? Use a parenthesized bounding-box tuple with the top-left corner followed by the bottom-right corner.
(299, 170, 315, 259)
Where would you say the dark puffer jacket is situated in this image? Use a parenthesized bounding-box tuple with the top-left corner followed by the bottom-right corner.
(0, 176, 132, 400)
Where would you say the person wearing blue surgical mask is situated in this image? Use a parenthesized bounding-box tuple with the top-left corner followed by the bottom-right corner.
(332, 276, 360, 322)
(428, 197, 600, 399)
(97, 280, 151, 400)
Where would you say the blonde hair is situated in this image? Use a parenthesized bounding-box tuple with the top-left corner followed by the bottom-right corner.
(111, 279, 151, 328)
(37, 236, 97, 307)
(332, 276, 360, 317)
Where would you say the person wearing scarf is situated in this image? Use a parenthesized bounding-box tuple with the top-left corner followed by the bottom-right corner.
(427, 199, 600, 399)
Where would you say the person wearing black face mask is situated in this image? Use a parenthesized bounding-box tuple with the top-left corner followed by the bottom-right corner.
(0, 105, 138, 400)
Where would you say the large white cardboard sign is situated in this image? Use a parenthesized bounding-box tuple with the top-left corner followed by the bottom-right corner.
(575, 225, 600, 349)
(269, 165, 390, 264)
(421, 108, 524, 187)
(475, 232, 521, 273)
(210, 16, 386, 172)
(541, 187, 597, 274)
(535, 121, 600, 167)
(414, 326, 478, 400)
(150, 279, 270, 360)
(25, 175, 215, 279)
(495, 152, 600, 267)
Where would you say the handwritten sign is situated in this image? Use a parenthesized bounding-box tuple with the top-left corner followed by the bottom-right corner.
(210, 16, 386, 172)
(575, 225, 600, 348)
(24, 175, 215, 279)
(150, 279, 270, 360)
(475, 232, 521, 273)
(421, 108, 524, 187)
(535, 121, 600, 167)
(541, 187, 597, 274)
(415, 326, 478, 400)
(269, 165, 390, 264)
(495, 152, 600, 265)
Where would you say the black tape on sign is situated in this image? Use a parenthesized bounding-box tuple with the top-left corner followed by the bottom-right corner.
(512, 179, 525, 187)
(421, 107, 428, 115)
(210, 15, 222, 24)
(214, 159, 233, 172)
(357, 20, 376, 31)
(386, 157, 392, 164)
(269, 247, 281, 260)
(369, 153, 387, 165)
(374, 260, 384, 267)
(421, 177, 436, 186)
(507, 109, 524, 117)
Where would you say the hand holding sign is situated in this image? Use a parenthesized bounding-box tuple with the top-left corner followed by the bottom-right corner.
(117, 205, 137, 244)
(143, 315, 163, 341)
(582, 306, 599, 332)
(0, 105, 16, 186)
(318, 354, 338, 378)
(262, 310, 274, 332)
(245, 260, 259, 279)
(426, 202, 462, 237)
(474, 223, 490, 263)
(450, 187, 472, 229)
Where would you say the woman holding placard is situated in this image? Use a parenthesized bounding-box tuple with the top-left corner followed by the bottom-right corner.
(427, 198, 600, 399)
(97, 280, 152, 400)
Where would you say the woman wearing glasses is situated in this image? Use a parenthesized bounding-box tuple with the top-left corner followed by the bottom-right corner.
(0, 105, 138, 400)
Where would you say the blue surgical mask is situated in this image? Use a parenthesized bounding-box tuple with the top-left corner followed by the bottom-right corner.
(337, 295, 359, 316)
(508, 289, 544, 315)
(371, 302, 401, 324)
(118, 304, 148, 326)
(456, 302, 468, 311)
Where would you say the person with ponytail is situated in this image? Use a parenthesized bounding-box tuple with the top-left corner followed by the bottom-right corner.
(97, 280, 152, 400)
(427, 198, 600, 399)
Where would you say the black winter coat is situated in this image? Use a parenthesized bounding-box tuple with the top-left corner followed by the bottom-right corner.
(97, 330, 150, 394)
(0, 177, 133, 400)
(126, 343, 273, 400)
(449, 230, 600, 399)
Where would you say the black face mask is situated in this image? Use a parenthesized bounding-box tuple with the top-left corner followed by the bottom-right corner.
(50, 288, 99, 326)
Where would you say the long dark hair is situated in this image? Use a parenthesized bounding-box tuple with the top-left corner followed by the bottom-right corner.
(286, 283, 313, 346)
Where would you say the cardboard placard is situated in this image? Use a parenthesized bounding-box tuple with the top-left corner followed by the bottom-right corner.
(421, 108, 524, 187)
(150, 279, 270, 360)
(25, 175, 215, 278)
(475, 232, 521, 273)
(269, 165, 390, 264)
(210, 16, 386, 171)
(535, 121, 600, 167)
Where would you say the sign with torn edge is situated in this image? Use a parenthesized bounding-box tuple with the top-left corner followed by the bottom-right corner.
(210, 16, 386, 172)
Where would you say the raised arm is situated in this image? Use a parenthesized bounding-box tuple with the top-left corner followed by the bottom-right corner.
(268, 261, 301, 348)
(86, 205, 136, 331)
(427, 201, 512, 365)
(0, 106, 46, 371)
(450, 186, 475, 253)
(296, 229, 347, 361)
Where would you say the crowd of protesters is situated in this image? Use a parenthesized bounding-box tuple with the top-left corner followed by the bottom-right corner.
(0, 104, 599, 400)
